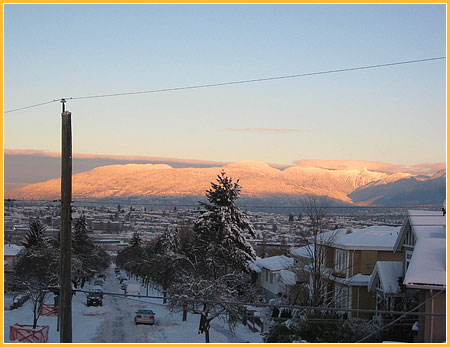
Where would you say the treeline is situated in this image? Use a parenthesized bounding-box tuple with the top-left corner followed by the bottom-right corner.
(12, 217, 111, 328)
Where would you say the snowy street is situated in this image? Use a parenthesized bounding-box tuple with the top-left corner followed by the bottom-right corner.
(4, 266, 264, 343)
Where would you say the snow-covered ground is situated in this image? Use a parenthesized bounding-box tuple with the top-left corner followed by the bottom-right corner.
(4, 266, 264, 343)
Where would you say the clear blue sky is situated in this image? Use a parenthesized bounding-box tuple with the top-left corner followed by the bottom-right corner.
(4, 4, 446, 166)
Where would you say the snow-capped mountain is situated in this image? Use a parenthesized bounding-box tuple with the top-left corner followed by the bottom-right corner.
(5, 160, 445, 205)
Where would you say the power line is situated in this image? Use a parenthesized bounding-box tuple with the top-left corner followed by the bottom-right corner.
(74, 288, 445, 318)
(67, 57, 446, 101)
(8, 281, 446, 319)
(4, 56, 445, 114)
(4, 99, 58, 114)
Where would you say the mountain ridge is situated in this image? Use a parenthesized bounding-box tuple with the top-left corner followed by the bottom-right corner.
(5, 160, 445, 206)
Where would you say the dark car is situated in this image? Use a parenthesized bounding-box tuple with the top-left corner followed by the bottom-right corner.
(87, 293, 103, 307)
(87, 287, 103, 307)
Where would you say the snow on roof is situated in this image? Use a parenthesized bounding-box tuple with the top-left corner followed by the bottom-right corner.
(332, 273, 371, 286)
(318, 226, 401, 251)
(404, 238, 446, 289)
(290, 245, 314, 258)
(408, 210, 446, 239)
(4, 244, 24, 256)
(394, 210, 446, 252)
(255, 255, 294, 271)
(280, 270, 296, 286)
(368, 261, 403, 294)
(247, 261, 261, 273)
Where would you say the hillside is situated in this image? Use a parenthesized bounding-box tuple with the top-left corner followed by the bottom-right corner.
(7, 160, 444, 206)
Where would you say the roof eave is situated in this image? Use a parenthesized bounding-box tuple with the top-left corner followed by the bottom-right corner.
(405, 283, 446, 291)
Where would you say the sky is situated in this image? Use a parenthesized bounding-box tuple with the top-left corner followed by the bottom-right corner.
(4, 4, 447, 166)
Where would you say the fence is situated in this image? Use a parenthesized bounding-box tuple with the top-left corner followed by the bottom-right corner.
(10, 324, 50, 343)
(40, 303, 58, 316)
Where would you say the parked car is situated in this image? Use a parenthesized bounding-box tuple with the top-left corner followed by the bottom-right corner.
(93, 279, 104, 287)
(97, 273, 106, 279)
(87, 287, 103, 307)
(134, 309, 155, 325)
(125, 283, 140, 297)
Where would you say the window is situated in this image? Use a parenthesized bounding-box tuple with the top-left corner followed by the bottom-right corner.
(335, 249, 347, 272)
(374, 277, 381, 290)
(265, 270, 269, 282)
(404, 228, 416, 247)
(405, 251, 413, 273)
(270, 273, 274, 284)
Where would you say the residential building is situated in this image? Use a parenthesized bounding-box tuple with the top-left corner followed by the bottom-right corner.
(291, 226, 403, 318)
(367, 260, 403, 312)
(4, 244, 24, 291)
(392, 209, 446, 343)
(251, 255, 295, 300)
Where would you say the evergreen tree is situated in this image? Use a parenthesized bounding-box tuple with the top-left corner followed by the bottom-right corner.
(73, 215, 94, 254)
(168, 171, 258, 342)
(22, 220, 47, 249)
(194, 170, 256, 277)
(116, 232, 145, 277)
(130, 231, 143, 248)
(72, 215, 110, 287)
(15, 223, 59, 329)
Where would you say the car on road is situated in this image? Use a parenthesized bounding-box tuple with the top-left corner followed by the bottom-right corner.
(121, 281, 128, 290)
(87, 287, 103, 307)
(134, 309, 155, 325)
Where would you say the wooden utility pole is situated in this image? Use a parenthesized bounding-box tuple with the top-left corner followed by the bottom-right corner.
(60, 99, 72, 342)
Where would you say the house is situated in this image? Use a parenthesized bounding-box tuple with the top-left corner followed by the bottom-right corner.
(291, 226, 403, 318)
(4, 243, 24, 291)
(251, 255, 295, 300)
(392, 209, 446, 343)
(367, 261, 403, 312)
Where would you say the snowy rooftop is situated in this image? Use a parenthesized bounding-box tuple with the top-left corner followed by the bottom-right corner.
(408, 210, 446, 239)
(279, 270, 296, 286)
(290, 245, 314, 259)
(247, 260, 261, 273)
(403, 238, 446, 289)
(333, 273, 371, 286)
(394, 210, 446, 251)
(318, 226, 401, 251)
(368, 261, 403, 294)
(254, 255, 294, 271)
(4, 244, 24, 256)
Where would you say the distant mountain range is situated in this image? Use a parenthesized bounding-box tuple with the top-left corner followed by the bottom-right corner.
(5, 156, 446, 206)
(349, 169, 446, 206)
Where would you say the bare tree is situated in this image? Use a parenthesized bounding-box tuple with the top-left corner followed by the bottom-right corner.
(292, 196, 337, 307)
